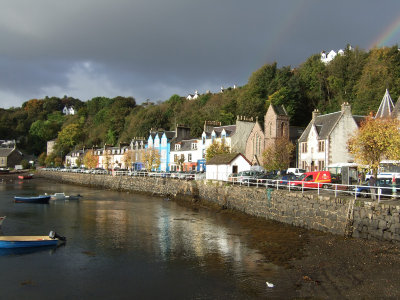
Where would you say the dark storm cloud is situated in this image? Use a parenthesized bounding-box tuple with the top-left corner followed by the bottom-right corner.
(0, 0, 400, 107)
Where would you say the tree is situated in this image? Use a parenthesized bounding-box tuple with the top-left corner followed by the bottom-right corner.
(205, 141, 230, 161)
(174, 154, 185, 171)
(122, 150, 135, 169)
(83, 150, 98, 169)
(56, 123, 82, 155)
(348, 117, 400, 176)
(38, 152, 47, 166)
(102, 151, 112, 170)
(143, 148, 160, 171)
(262, 137, 295, 172)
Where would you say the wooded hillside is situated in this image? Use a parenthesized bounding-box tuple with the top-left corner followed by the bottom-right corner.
(2, 45, 400, 158)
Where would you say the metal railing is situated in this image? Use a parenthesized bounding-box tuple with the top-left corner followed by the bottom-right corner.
(41, 168, 400, 201)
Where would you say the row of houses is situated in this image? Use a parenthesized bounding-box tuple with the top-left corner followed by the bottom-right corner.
(64, 89, 396, 176)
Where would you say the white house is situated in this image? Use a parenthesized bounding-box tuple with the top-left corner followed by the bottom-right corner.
(297, 102, 365, 171)
(62, 106, 75, 115)
(65, 148, 87, 167)
(170, 138, 203, 171)
(206, 153, 252, 181)
(186, 90, 199, 100)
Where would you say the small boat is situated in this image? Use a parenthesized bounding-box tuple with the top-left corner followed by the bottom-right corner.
(50, 192, 68, 200)
(0, 216, 5, 226)
(0, 231, 66, 249)
(49, 193, 82, 200)
(14, 195, 50, 204)
(18, 174, 33, 180)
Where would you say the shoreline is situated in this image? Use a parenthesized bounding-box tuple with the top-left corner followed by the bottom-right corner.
(34, 172, 400, 298)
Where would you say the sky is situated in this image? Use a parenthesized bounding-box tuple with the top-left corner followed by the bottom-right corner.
(1, 0, 400, 108)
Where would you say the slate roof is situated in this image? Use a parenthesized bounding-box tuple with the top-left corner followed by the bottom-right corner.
(149, 130, 175, 140)
(375, 89, 394, 118)
(298, 111, 342, 143)
(0, 148, 17, 157)
(171, 139, 198, 151)
(271, 104, 288, 116)
(204, 125, 236, 138)
(207, 153, 250, 165)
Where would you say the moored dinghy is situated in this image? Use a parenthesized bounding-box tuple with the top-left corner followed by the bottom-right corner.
(14, 195, 51, 203)
(0, 231, 66, 248)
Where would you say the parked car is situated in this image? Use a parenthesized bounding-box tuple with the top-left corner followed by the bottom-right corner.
(237, 170, 263, 184)
(353, 178, 400, 198)
(289, 171, 332, 189)
(228, 173, 238, 183)
(278, 173, 299, 186)
(251, 172, 277, 186)
(287, 168, 306, 176)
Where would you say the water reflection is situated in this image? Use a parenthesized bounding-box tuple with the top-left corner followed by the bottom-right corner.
(0, 179, 300, 298)
(0, 243, 64, 257)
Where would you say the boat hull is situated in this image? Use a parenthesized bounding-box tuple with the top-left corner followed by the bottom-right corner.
(0, 236, 59, 248)
(14, 195, 50, 203)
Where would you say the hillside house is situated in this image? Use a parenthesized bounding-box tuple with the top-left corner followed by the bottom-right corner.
(0, 147, 23, 168)
(297, 102, 364, 171)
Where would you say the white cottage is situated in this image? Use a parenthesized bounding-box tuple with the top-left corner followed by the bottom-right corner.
(206, 153, 251, 181)
(297, 102, 365, 171)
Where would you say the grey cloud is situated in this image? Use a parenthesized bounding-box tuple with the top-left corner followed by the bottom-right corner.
(0, 0, 399, 107)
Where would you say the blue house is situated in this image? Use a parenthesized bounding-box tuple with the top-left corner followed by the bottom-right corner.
(146, 125, 191, 172)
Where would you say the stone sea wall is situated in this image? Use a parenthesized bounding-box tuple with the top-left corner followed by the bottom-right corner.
(38, 170, 400, 242)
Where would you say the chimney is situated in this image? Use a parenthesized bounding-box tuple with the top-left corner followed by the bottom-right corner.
(175, 124, 191, 141)
(312, 109, 320, 121)
(341, 102, 351, 114)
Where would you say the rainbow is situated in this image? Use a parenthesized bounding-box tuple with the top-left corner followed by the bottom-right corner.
(369, 15, 400, 49)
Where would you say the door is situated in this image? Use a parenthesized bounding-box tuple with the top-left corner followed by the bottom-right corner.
(232, 165, 238, 174)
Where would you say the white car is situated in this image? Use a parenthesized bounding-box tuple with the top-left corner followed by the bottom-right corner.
(286, 168, 306, 176)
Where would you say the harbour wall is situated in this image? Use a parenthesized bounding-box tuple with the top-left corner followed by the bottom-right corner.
(38, 170, 400, 243)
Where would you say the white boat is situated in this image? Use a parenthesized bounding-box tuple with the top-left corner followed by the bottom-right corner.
(49, 193, 82, 200)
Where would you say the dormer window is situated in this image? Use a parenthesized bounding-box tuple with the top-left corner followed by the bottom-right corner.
(191, 143, 197, 150)
(175, 144, 181, 150)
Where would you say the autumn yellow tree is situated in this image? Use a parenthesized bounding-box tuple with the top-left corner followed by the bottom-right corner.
(102, 151, 112, 170)
(122, 150, 135, 169)
(205, 141, 230, 162)
(143, 148, 161, 171)
(262, 137, 295, 172)
(83, 150, 99, 169)
(348, 117, 400, 176)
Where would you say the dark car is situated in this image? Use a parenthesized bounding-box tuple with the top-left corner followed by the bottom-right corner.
(250, 172, 277, 187)
(354, 178, 400, 198)
(278, 174, 298, 186)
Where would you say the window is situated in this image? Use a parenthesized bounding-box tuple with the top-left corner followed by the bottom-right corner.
(202, 149, 205, 159)
(301, 142, 308, 153)
(175, 144, 181, 150)
(301, 161, 307, 170)
(174, 154, 178, 162)
(318, 160, 325, 171)
(202, 136, 206, 144)
(318, 140, 325, 152)
(188, 154, 192, 162)
(191, 143, 197, 150)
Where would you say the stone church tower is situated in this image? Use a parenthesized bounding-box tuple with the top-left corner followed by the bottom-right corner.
(245, 104, 290, 166)
(264, 104, 290, 148)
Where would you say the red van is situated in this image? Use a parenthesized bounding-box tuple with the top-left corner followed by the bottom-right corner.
(289, 171, 331, 189)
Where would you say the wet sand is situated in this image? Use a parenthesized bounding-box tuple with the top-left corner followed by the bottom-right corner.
(196, 201, 400, 299)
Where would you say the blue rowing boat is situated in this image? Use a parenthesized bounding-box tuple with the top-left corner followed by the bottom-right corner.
(14, 195, 51, 203)
(0, 231, 66, 249)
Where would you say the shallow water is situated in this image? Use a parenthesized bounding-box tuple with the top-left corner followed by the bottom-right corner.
(0, 178, 303, 299)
